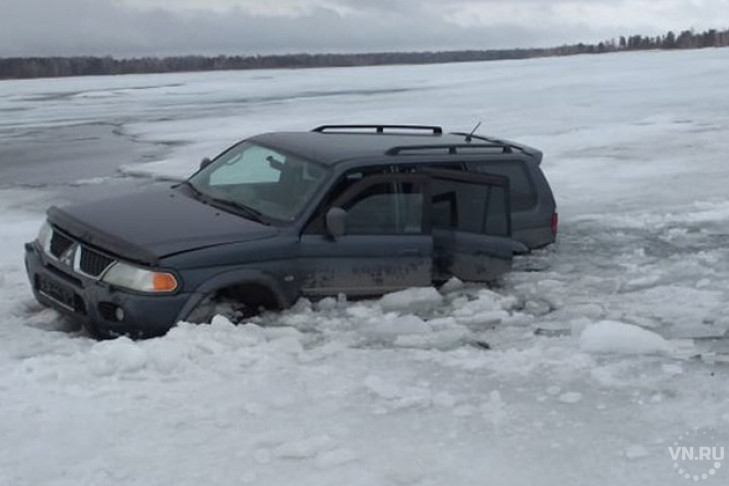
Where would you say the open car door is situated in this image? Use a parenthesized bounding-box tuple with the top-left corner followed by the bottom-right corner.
(426, 169, 521, 282)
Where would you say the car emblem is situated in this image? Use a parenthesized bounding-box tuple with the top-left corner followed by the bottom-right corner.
(59, 243, 77, 268)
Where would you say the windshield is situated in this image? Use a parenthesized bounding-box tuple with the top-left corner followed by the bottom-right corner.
(188, 141, 329, 222)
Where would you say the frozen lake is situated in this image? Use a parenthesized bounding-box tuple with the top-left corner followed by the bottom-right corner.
(1, 48, 728, 485)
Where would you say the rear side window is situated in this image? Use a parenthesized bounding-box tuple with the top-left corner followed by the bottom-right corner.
(468, 160, 536, 211)
(431, 178, 509, 237)
(484, 185, 509, 236)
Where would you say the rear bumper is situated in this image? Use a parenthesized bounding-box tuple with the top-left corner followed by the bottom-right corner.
(513, 224, 556, 251)
(25, 241, 190, 338)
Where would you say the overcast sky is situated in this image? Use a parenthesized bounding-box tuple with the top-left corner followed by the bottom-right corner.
(1, 0, 727, 57)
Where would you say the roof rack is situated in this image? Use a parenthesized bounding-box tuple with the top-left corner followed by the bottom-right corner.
(386, 143, 513, 156)
(312, 124, 443, 135)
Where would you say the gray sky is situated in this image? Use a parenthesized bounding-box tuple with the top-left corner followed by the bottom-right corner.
(1, 0, 727, 57)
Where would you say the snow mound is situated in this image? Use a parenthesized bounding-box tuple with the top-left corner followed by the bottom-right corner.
(579, 320, 670, 355)
(362, 313, 470, 350)
(379, 287, 443, 312)
(267, 289, 514, 350)
(90, 337, 148, 376)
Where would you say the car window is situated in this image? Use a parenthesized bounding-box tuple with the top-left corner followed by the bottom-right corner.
(304, 166, 403, 234)
(189, 142, 329, 222)
(208, 145, 282, 185)
(343, 181, 424, 235)
(468, 160, 536, 211)
(485, 184, 509, 236)
(431, 177, 509, 237)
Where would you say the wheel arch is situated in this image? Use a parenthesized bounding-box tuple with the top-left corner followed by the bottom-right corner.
(175, 269, 296, 322)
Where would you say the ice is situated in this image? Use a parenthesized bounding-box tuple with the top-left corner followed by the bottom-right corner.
(1, 48, 729, 486)
(546, 386, 562, 396)
(480, 390, 509, 427)
(579, 320, 670, 355)
(315, 448, 358, 469)
(379, 287, 443, 313)
(368, 314, 430, 338)
(661, 363, 684, 376)
(90, 337, 148, 375)
(363, 375, 432, 408)
(558, 391, 583, 404)
(624, 444, 650, 460)
(118, 157, 194, 181)
(273, 435, 336, 459)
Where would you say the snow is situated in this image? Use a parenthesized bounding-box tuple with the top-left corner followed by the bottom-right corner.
(624, 444, 650, 460)
(1, 48, 729, 485)
(579, 320, 670, 356)
(558, 391, 584, 404)
(379, 287, 443, 312)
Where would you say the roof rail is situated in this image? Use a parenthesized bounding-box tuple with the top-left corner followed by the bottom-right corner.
(312, 124, 443, 135)
(450, 132, 525, 154)
(386, 143, 513, 156)
(450, 132, 506, 143)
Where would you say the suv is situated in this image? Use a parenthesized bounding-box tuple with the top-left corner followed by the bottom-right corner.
(25, 125, 557, 338)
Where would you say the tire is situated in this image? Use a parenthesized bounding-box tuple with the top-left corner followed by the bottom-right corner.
(185, 294, 257, 325)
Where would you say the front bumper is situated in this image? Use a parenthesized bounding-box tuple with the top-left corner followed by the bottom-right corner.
(25, 241, 190, 338)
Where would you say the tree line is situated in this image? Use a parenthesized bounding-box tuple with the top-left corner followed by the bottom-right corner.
(1, 27, 728, 80)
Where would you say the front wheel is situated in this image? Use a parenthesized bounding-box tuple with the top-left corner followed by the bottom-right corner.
(185, 295, 257, 325)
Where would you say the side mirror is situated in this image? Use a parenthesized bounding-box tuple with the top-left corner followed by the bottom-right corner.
(200, 157, 213, 170)
(325, 207, 347, 238)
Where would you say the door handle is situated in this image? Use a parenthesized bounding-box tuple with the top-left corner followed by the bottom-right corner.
(398, 249, 421, 257)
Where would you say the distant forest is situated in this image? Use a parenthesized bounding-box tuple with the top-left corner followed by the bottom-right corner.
(1, 27, 728, 80)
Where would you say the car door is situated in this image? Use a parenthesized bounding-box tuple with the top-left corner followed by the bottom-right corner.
(426, 169, 518, 282)
(297, 174, 432, 297)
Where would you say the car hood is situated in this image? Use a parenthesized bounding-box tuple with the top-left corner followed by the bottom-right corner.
(47, 188, 279, 265)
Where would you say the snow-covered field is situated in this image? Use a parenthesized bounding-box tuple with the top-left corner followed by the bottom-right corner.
(1, 49, 728, 485)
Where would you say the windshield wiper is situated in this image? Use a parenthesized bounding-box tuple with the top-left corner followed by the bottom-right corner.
(207, 196, 269, 225)
(178, 181, 269, 224)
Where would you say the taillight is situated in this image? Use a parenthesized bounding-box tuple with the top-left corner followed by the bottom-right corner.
(551, 212, 559, 235)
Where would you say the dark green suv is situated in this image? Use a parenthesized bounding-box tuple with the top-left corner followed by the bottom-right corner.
(25, 125, 557, 338)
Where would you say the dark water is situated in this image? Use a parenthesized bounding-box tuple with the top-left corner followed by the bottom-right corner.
(0, 122, 172, 204)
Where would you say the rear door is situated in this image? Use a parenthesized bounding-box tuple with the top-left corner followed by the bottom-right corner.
(426, 169, 516, 282)
(298, 174, 432, 297)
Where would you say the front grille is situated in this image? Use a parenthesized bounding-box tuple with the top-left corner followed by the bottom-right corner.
(49, 231, 73, 257)
(79, 247, 115, 277)
(45, 228, 116, 279)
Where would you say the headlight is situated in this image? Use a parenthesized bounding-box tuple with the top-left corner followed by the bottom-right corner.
(102, 261, 179, 293)
(37, 220, 53, 252)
